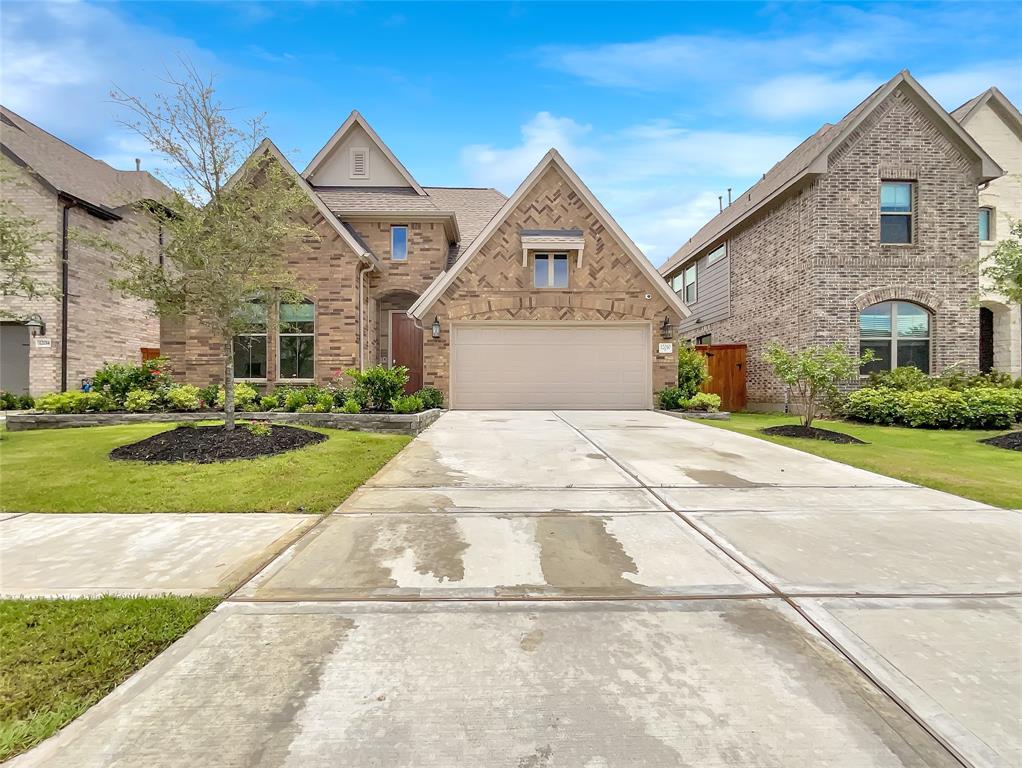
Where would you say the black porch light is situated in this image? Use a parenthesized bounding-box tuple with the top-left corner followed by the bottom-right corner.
(660, 315, 673, 340)
(431, 315, 441, 339)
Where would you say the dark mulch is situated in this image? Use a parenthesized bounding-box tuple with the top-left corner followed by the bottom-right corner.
(110, 424, 327, 464)
(979, 431, 1022, 452)
(762, 424, 867, 444)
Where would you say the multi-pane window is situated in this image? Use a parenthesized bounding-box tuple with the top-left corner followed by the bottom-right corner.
(880, 181, 913, 244)
(706, 243, 726, 265)
(278, 298, 315, 380)
(979, 207, 994, 242)
(682, 265, 697, 304)
(859, 301, 931, 374)
(391, 225, 408, 261)
(232, 299, 266, 379)
(534, 253, 569, 288)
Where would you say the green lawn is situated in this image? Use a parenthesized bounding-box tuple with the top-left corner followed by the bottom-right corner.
(0, 423, 410, 513)
(704, 413, 1022, 508)
(0, 596, 218, 760)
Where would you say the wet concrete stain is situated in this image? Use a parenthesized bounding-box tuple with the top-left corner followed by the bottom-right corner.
(684, 469, 758, 487)
(534, 516, 640, 592)
(402, 517, 469, 583)
(520, 628, 544, 652)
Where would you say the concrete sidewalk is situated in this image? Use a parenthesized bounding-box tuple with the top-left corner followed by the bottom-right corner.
(12, 411, 1021, 767)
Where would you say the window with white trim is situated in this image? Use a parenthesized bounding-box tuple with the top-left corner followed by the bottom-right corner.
(350, 148, 369, 179)
(278, 298, 315, 379)
(880, 181, 913, 244)
(979, 207, 994, 242)
(706, 243, 726, 265)
(390, 225, 408, 261)
(682, 265, 697, 304)
(533, 252, 569, 288)
(859, 300, 931, 374)
(232, 299, 266, 380)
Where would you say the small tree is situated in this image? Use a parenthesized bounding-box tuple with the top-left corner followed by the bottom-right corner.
(763, 342, 873, 428)
(0, 157, 53, 314)
(981, 218, 1022, 305)
(104, 61, 316, 429)
(677, 343, 710, 398)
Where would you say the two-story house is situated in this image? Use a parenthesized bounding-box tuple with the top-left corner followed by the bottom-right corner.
(0, 106, 170, 396)
(952, 87, 1022, 378)
(659, 71, 1003, 410)
(164, 112, 689, 409)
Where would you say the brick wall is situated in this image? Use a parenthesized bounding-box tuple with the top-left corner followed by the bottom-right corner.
(423, 166, 682, 399)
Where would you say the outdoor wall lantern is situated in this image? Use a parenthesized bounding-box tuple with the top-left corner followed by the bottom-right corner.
(24, 314, 45, 336)
(431, 316, 441, 339)
(660, 315, 674, 340)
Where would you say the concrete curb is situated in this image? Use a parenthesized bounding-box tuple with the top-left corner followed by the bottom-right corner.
(656, 409, 731, 421)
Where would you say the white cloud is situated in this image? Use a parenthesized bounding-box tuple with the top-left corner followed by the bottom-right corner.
(746, 75, 880, 120)
(460, 112, 800, 263)
(920, 62, 1022, 110)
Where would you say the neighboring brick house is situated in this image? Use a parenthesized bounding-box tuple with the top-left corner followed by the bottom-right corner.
(659, 71, 1003, 410)
(952, 87, 1022, 378)
(165, 112, 688, 408)
(0, 106, 170, 396)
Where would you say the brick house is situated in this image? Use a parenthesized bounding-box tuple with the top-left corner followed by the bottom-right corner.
(164, 112, 688, 408)
(952, 87, 1022, 378)
(659, 71, 1004, 410)
(0, 106, 170, 396)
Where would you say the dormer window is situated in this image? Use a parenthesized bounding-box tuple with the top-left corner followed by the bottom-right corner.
(350, 148, 369, 179)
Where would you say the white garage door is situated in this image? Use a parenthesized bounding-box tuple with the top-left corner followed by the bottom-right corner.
(451, 324, 651, 409)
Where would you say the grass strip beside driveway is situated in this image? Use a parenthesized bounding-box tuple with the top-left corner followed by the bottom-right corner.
(0, 423, 410, 513)
(0, 596, 218, 761)
(703, 413, 1022, 509)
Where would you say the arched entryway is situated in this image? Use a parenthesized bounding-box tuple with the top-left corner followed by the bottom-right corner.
(980, 299, 1022, 376)
(375, 289, 422, 393)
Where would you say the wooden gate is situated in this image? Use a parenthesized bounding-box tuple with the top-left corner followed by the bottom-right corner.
(695, 344, 747, 412)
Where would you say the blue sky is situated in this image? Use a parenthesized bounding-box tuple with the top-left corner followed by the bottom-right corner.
(2, 1, 1020, 264)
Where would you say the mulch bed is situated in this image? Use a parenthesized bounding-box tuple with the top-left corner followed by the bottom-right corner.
(979, 431, 1022, 452)
(110, 424, 327, 464)
(761, 424, 867, 445)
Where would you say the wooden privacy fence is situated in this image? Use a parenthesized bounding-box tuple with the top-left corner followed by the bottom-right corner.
(695, 344, 747, 412)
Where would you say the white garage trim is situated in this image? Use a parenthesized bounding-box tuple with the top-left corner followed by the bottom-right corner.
(450, 322, 652, 410)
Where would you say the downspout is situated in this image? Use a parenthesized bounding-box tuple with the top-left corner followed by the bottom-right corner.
(59, 198, 72, 392)
(357, 259, 374, 371)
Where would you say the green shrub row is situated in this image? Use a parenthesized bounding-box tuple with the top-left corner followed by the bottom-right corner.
(846, 386, 1022, 429)
(866, 365, 1021, 392)
(656, 388, 722, 412)
(0, 391, 35, 410)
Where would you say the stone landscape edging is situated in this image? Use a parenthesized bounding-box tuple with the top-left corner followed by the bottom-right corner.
(656, 409, 731, 421)
(4, 409, 444, 436)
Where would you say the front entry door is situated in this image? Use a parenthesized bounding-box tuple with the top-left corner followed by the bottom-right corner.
(391, 312, 423, 393)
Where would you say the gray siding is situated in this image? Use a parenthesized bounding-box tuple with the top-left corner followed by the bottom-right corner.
(677, 252, 730, 335)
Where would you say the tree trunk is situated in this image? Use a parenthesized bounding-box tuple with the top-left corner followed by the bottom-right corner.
(223, 337, 236, 431)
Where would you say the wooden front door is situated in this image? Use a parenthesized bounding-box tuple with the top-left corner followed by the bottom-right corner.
(695, 343, 747, 412)
(391, 312, 423, 393)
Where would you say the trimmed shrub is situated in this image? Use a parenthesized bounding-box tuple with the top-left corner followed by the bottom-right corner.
(35, 391, 114, 414)
(125, 388, 161, 412)
(339, 399, 361, 414)
(414, 387, 444, 409)
(677, 344, 709, 398)
(845, 388, 904, 425)
(0, 391, 34, 410)
(866, 365, 932, 392)
(197, 383, 219, 410)
(215, 382, 259, 411)
(259, 395, 279, 411)
(164, 384, 201, 411)
(91, 357, 169, 406)
(314, 393, 334, 412)
(847, 385, 1022, 429)
(682, 392, 721, 412)
(390, 394, 424, 414)
(656, 387, 689, 410)
(282, 387, 324, 412)
(347, 366, 408, 411)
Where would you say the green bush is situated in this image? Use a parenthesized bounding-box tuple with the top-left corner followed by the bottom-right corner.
(390, 394, 423, 414)
(197, 383, 219, 409)
(244, 421, 271, 437)
(847, 385, 1022, 429)
(347, 366, 408, 411)
(866, 365, 932, 391)
(214, 382, 259, 411)
(282, 387, 324, 412)
(91, 358, 169, 406)
(259, 395, 279, 411)
(164, 384, 201, 411)
(339, 399, 361, 414)
(656, 387, 689, 410)
(867, 365, 1021, 392)
(315, 393, 334, 412)
(124, 389, 161, 412)
(677, 344, 709, 398)
(682, 392, 721, 412)
(845, 388, 904, 425)
(35, 391, 114, 414)
(330, 386, 355, 408)
(0, 391, 34, 410)
(414, 387, 444, 409)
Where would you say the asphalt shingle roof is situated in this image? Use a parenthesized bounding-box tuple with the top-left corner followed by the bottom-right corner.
(1, 105, 171, 211)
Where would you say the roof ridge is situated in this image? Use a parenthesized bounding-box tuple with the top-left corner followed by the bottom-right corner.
(1, 105, 122, 173)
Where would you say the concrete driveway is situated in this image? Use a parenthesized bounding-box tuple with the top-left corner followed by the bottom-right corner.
(15, 411, 1021, 767)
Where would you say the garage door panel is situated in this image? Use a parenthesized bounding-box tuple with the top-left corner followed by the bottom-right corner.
(452, 324, 650, 410)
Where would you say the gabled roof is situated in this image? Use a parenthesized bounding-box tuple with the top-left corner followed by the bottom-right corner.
(951, 87, 1022, 131)
(0, 105, 171, 213)
(660, 70, 1005, 276)
(302, 110, 425, 195)
(228, 138, 378, 266)
(408, 149, 690, 320)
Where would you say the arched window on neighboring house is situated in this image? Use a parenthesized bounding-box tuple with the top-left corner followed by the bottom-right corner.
(859, 301, 932, 375)
(278, 297, 315, 380)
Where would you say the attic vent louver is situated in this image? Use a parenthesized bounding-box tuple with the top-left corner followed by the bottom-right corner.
(350, 148, 369, 179)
